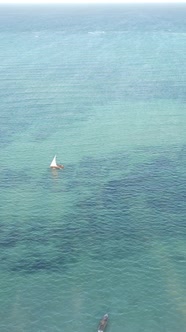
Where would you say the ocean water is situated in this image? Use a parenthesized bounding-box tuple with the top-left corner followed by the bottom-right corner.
(0, 4, 186, 332)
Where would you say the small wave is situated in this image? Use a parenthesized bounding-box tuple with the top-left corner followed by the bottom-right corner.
(88, 31, 105, 35)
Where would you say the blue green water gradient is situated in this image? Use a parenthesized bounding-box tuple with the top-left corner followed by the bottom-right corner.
(0, 4, 186, 332)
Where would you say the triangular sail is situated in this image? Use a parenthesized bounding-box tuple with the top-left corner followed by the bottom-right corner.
(50, 155, 57, 167)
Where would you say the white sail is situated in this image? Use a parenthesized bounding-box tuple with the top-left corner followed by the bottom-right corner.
(50, 155, 57, 167)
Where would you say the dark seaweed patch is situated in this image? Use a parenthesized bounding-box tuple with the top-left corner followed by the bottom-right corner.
(0, 233, 18, 248)
(121, 80, 186, 101)
(2, 219, 85, 273)
(0, 168, 32, 189)
(102, 177, 141, 211)
(1, 148, 185, 273)
(0, 225, 20, 248)
(11, 257, 63, 273)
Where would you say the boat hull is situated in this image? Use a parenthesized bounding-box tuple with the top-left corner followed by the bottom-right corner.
(50, 164, 64, 169)
(98, 314, 108, 332)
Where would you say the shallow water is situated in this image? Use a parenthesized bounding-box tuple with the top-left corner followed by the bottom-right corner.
(0, 4, 186, 332)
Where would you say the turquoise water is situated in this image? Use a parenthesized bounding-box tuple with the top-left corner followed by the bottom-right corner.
(0, 4, 186, 331)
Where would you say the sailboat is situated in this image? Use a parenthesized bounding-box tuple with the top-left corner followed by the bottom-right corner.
(98, 314, 108, 332)
(50, 155, 64, 169)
